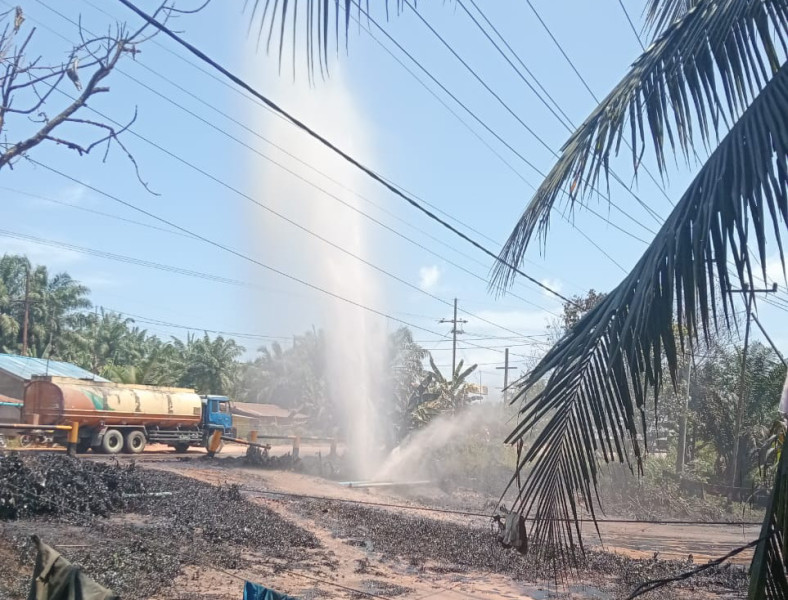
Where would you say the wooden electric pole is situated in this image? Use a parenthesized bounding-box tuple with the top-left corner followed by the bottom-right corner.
(439, 298, 467, 378)
(496, 348, 517, 403)
(21, 267, 30, 356)
(675, 354, 692, 475)
(728, 283, 777, 494)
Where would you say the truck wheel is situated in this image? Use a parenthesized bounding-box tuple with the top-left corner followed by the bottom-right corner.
(124, 430, 146, 454)
(101, 429, 123, 454)
(76, 439, 91, 454)
(173, 443, 190, 453)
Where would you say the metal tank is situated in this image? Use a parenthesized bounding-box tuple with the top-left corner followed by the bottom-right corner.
(24, 377, 202, 429)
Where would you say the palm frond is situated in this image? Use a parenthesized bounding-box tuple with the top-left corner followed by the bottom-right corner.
(243, 0, 406, 75)
(493, 0, 787, 288)
(503, 61, 788, 559)
(644, 0, 700, 37)
(749, 424, 788, 598)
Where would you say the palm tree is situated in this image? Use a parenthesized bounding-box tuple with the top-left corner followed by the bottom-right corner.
(172, 333, 245, 395)
(0, 256, 91, 358)
(483, 0, 788, 589)
(245, 0, 788, 588)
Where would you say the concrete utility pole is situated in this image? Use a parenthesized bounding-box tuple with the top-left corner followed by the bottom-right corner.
(496, 348, 517, 403)
(728, 283, 777, 495)
(675, 354, 692, 475)
(21, 267, 30, 356)
(439, 298, 467, 378)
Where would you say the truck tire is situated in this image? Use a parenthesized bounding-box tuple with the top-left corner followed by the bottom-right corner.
(124, 430, 146, 454)
(101, 429, 123, 454)
(173, 442, 190, 453)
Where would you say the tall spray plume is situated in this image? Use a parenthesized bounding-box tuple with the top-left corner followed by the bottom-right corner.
(246, 63, 387, 478)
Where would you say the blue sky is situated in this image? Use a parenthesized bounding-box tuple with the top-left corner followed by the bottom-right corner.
(3, 0, 786, 399)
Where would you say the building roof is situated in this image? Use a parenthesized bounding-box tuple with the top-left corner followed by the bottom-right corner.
(231, 401, 307, 421)
(0, 354, 107, 382)
(0, 393, 21, 406)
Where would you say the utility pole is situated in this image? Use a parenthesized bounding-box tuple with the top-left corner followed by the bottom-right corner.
(675, 353, 692, 475)
(21, 267, 30, 356)
(439, 298, 467, 378)
(496, 348, 517, 403)
(728, 283, 777, 495)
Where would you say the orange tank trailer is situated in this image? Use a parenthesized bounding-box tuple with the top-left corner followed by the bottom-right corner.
(21, 377, 233, 455)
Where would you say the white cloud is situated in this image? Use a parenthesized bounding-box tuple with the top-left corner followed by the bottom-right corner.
(418, 265, 441, 291)
(540, 278, 563, 298)
(0, 237, 83, 267)
(762, 255, 787, 287)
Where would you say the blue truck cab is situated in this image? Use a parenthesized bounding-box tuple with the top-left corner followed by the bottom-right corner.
(201, 395, 234, 434)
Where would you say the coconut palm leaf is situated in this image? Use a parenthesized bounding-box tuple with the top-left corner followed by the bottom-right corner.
(501, 60, 788, 558)
(243, 0, 407, 75)
(644, 0, 700, 37)
(749, 428, 788, 598)
(494, 0, 788, 289)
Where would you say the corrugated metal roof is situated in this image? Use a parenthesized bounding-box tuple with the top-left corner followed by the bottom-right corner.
(0, 354, 108, 382)
(231, 401, 307, 420)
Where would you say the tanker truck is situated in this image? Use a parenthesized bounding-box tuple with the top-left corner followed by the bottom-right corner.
(22, 376, 235, 454)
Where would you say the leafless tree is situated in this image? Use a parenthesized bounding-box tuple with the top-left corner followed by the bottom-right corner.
(0, 5, 167, 188)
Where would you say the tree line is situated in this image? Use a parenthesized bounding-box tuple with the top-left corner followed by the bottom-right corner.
(559, 291, 786, 495)
(0, 255, 482, 445)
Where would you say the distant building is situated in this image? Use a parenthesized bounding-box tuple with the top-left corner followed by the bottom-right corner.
(0, 394, 22, 423)
(0, 354, 106, 401)
(230, 401, 308, 437)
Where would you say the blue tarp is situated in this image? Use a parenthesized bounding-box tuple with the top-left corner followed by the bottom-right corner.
(243, 582, 297, 600)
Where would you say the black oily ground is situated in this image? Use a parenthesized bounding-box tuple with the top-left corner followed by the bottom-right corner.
(294, 499, 748, 598)
(0, 454, 326, 599)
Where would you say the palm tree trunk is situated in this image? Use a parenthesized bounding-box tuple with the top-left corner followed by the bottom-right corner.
(748, 426, 788, 598)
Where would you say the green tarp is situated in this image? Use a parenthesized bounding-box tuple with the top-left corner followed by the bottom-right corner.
(27, 536, 118, 600)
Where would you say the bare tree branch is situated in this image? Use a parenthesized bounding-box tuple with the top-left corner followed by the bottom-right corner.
(0, 4, 165, 193)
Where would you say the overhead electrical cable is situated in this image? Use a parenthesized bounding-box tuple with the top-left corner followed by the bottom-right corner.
(460, 0, 664, 227)
(344, 12, 629, 273)
(16, 164, 535, 360)
(617, 0, 647, 51)
(75, 0, 507, 252)
(29, 1, 565, 331)
(68, 0, 633, 272)
(113, 0, 578, 307)
(43, 0, 559, 295)
(406, 0, 663, 230)
(349, 3, 649, 247)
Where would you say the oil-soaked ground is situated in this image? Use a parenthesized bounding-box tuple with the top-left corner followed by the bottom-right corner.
(0, 453, 750, 599)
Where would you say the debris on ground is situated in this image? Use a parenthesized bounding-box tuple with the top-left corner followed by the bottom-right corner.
(0, 454, 326, 600)
(292, 497, 749, 598)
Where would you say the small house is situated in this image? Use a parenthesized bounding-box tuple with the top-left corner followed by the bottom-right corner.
(231, 401, 308, 438)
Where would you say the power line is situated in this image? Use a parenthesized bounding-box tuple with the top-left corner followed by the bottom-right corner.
(347, 10, 629, 273)
(6, 171, 531, 360)
(76, 0, 509, 254)
(0, 227, 510, 351)
(24, 160, 461, 343)
(398, 0, 661, 236)
(617, 0, 647, 51)
(453, 0, 664, 227)
(29, 0, 564, 330)
(113, 0, 577, 307)
(521, 0, 676, 213)
(46, 0, 568, 300)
